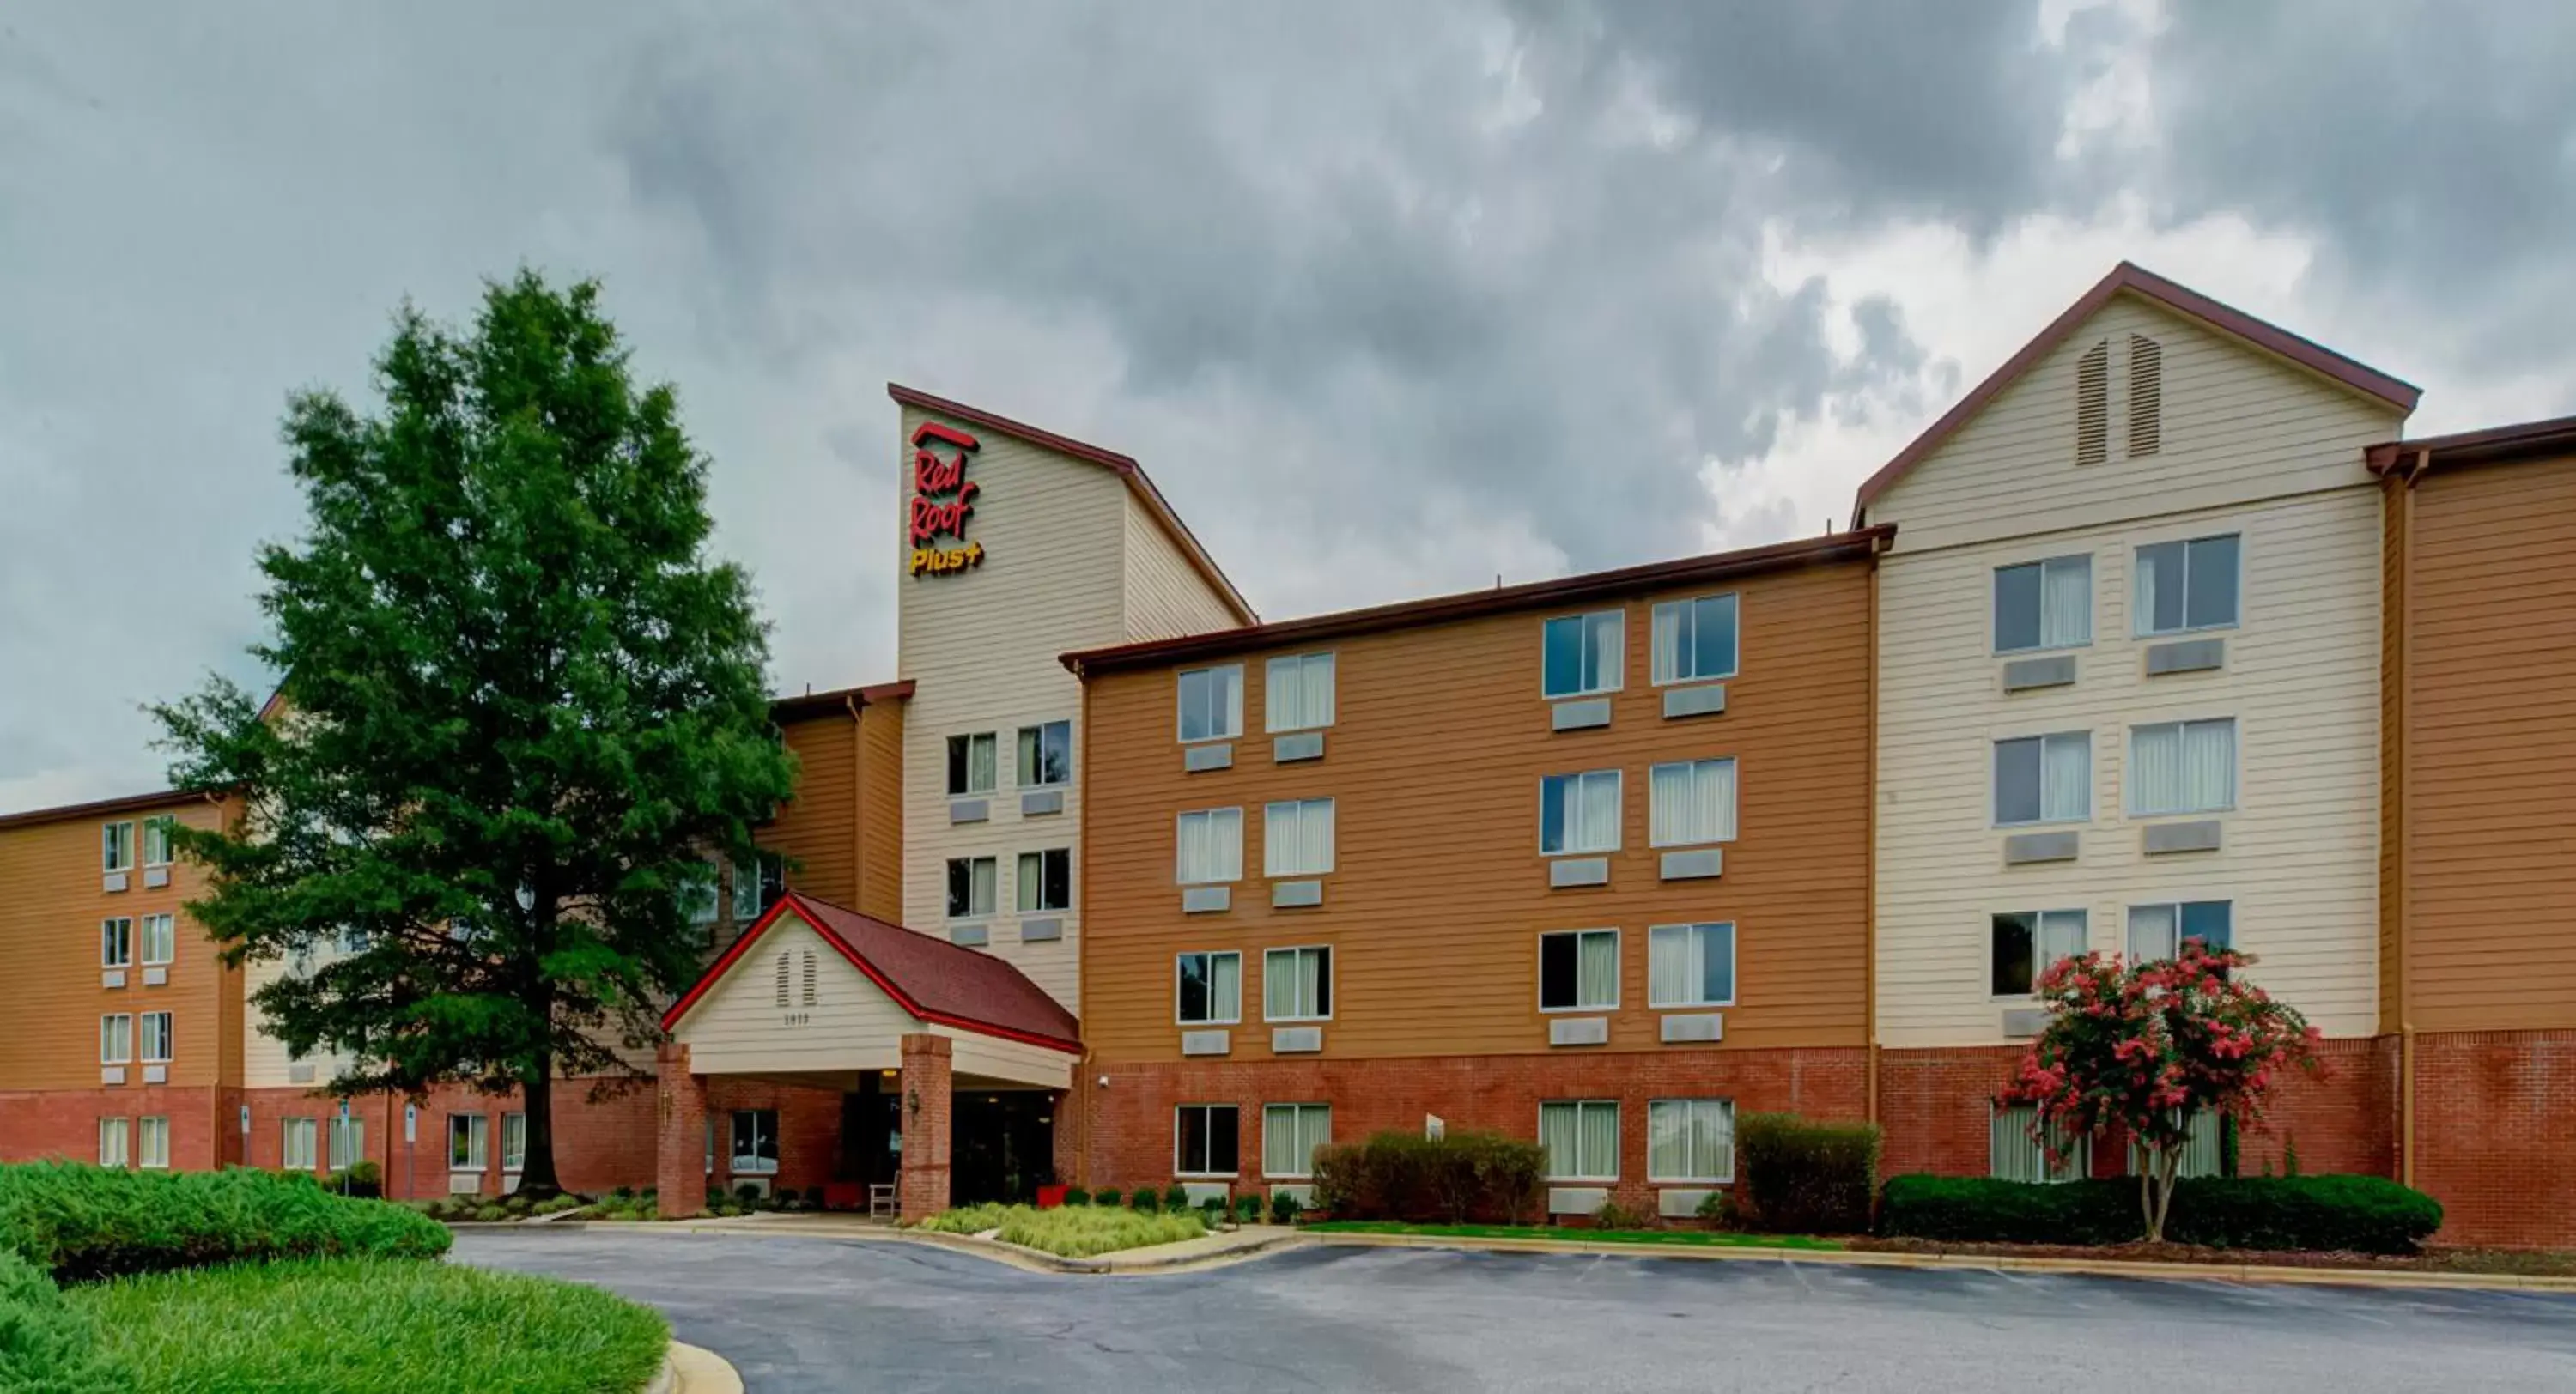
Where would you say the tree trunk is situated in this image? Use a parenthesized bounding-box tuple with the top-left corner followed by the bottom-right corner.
(2142, 1146, 2181, 1244)
(517, 1052, 563, 1199)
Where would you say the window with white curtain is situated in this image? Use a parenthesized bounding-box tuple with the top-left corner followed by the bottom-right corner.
(1542, 610, 1624, 698)
(1264, 946, 1333, 1021)
(1265, 653, 1336, 732)
(139, 1012, 172, 1064)
(331, 1113, 367, 1170)
(2135, 534, 2240, 636)
(141, 913, 175, 966)
(1648, 1099, 1735, 1183)
(1648, 923, 1735, 1008)
(1178, 664, 1244, 742)
(2127, 1110, 2227, 1179)
(1176, 1104, 1240, 1176)
(1176, 808, 1243, 884)
(2129, 718, 2236, 815)
(1018, 848, 1072, 912)
(2128, 900, 2233, 961)
(448, 1114, 486, 1172)
(1993, 732, 2090, 826)
(1651, 593, 1739, 685)
(1540, 929, 1619, 1010)
(137, 1116, 169, 1170)
(285, 1116, 320, 1171)
(141, 815, 176, 868)
(1990, 1104, 2088, 1184)
(1176, 951, 1242, 1024)
(1649, 759, 1736, 847)
(1540, 1100, 1620, 1180)
(1017, 720, 1073, 788)
(502, 1112, 527, 1173)
(1991, 910, 2088, 996)
(1263, 1103, 1331, 1179)
(100, 1014, 132, 1064)
(101, 821, 134, 873)
(100, 1118, 131, 1168)
(101, 918, 132, 968)
(1540, 770, 1623, 855)
(945, 731, 997, 795)
(1993, 555, 2093, 653)
(945, 856, 997, 918)
(1263, 799, 1335, 877)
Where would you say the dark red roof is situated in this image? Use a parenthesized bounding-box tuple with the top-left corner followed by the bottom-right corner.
(0, 787, 220, 831)
(661, 891, 1080, 1052)
(1853, 262, 2421, 519)
(2366, 412, 2576, 478)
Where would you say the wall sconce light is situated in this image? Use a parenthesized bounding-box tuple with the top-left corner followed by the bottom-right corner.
(1097, 1075, 1110, 1088)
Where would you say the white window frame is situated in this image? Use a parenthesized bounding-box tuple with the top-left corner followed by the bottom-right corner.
(1538, 769, 1623, 856)
(2126, 718, 2239, 816)
(1541, 609, 1625, 699)
(1016, 719, 1074, 790)
(1646, 1098, 1735, 1184)
(502, 1112, 527, 1174)
(449, 1113, 488, 1173)
(945, 731, 999, 796)
(1175, 950, 1242, 1026)
(945, 855, 998, 921)
(1538, 1099, 1620, 1181)
(330, 1112, 367, 1170)
(1537, 928, 1620, 1013)
(729, 1107, 780, 1176)
(141, 815, 177, 869)
(1262, 1102, 1332, 1179)
(1176, 664, 1245, 744)
(1650, 592, 1740, 686)
(101, 917, 133, 969)
(101, 821, 135, 874)
(1264, 652, 1337, 733)
(100, 1013, 133, 1064)
(1648, 757, 1737, 848)
(1992, 555, 2094, 655)
(1175, 808, 1244, 885)
(1262, 798, 1336, 877)
(284, 1116, 319, 1171)
(2126, 900, 2234, 961)
(100, 1117, 131, 1168)
(1992, 731, 2091, 827)
(140, 913, 176, 967)
(139, 1011, 173, 1064)
(1990, 909, 2090, 999)
(1174, 1103, 1241, 1178)
(1990, 1103, 2090, 1185)
(1262, 945, 1333, 1023)
(2133, 533, 2242, 638)
(137, 1115, 170, 1170)
(1017, 848, 1072, 913)
(1647, 922, 1737, 1009)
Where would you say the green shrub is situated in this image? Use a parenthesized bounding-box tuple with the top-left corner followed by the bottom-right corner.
(1268, 1191, 1303, 1225)
(1092, 1187, 1122, 1209)
(1879, 1175, 2142, 1245)
(804, 1186, 826, 1207)
(1198, 1197, 1227, 1223)
(1060, 1186, 1090, 1208)
(0, 1162, 450, 1282)
(1694, 1190, 1740, 1228)
(994, 1206, 1204, 1259)
(1163, 1184, 1190, 1212)
(1234, 1193, 1263, 1223)
(0, 1248, 118, 1392)
(1735, 1114, 1880, 1234)
(915, 1203, 1014, 1234)
(1130, 1188, 1160, 1214)
(1589, 1200, 1648, 1230)
(2166, 1175, 2441, 1255)
(733, 1182, 764, 1203)
(1309, 1130, 1546, 1224)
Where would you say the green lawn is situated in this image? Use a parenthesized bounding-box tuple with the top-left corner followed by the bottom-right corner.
(69, 1257, 668, 1394)
(917, 1203, 1207, 1258)
(1305, 1221, 1843, 1251)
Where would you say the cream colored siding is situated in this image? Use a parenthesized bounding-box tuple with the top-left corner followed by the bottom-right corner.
(1871, 294, 2403, 1048)
(1121, 495, 1242, 641)
(674, 915, 922, 1075)
(242, 955, 298, 1088)
(936, 1025, 1075, 1088)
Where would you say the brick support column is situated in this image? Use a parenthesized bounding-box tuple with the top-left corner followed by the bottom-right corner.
(897, 1033, 952, 1221)
(656, 1043, 707, 1219)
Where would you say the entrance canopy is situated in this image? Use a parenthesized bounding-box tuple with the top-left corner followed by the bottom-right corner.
(663, 892, 1078, 1089)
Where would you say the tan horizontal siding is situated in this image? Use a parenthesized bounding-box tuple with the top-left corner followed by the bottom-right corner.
(769, 713, 860, 906)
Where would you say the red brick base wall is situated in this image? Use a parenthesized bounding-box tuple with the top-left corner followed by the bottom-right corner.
(0, 1087, 228, 1170)
(1071, 1047, 1869, 1218)
(2411, 1031, 2576, 1248)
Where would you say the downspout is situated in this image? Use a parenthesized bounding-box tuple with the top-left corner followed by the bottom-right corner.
(2398, 451, 2426, 1187)
(1073, 665, 1096, 1189)
(1865, 542, 1882, 1131)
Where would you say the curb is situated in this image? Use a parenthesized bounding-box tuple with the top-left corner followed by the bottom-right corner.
(526, 1215, 1312, 1276)
(664, 1342, 743, 1394)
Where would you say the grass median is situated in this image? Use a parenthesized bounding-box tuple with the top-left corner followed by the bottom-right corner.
(1305, 1221, 1843, 1251)
(917, 1203, 1208, 1258)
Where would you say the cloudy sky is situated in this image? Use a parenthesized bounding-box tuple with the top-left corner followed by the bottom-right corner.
(3, 1, 2570, 812)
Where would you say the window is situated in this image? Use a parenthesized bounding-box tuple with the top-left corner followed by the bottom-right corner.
(1542, 610, 1624, 698)
(2128, 1111, 2227, 1180)
(448, 1113, 487, 1172)
(1262, 1104, 1331, 1179)
(2075, 338, 2109, 467)
(1649, 758, 1736, 847)
(1993, 732, 2090, 827)
(1991, 1104, 2088, 1184)
(138, 1117, 169, 1170)
(1262, 798, 1335, 877)
(1651, 593, 1738, 685)
(1540, 929, 1619, 1011)
(1991, 910, 2088, 997)
(2128, 900, 2233, 961)
(1176, 951, 1242, 1025)
(1263, 946, 1332, 1021)
(139, 1012, 173, 1064)
(102, 821, 134, 874)
(285, 1117, 319, 1171)
(733, 850, 783, 921)
(2129, 718, 2236, 815)
(945, 732, 998, 796)
(101, 918, 133, 968)
(1540, 770, 1622, 855)
(502, 1112, 527, 1173)
(141, 913, 175, 967)
(2128, 334, 2163, 458)
(1265, 653, 1336, 732)
(730, 1109, 779, 1174)
(335, 926, 370, 956)
(1539, 1100, 1619, 1180)
(331, 1113, 366, 1170)
(1648, 1099, 1735, 1183)
(945, 856, 997, 919)
(1993, 555, 2093, 653)
(1175, 808, 1243, 885)
(1017, 720, 1072, 787)
(1177, 664, 1244, 743)
(1176, 1104, 1240, 1176)
(1018, 849, 1072, 913)
(704, 1119, 714, 1175)
(100, 1118, 131, 1168)
(681, 864, 721, 929)
(1648, 923, 1735, 1009)
(141, 815, 176, 869)
(2135, 535, 2239, 635)
(100, 1014, 132, 1064)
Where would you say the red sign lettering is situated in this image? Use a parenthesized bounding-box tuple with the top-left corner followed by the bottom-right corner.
(908, 422, 985, 567)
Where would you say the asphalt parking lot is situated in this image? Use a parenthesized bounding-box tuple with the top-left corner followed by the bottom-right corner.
(456, 1229, 2576, 1393)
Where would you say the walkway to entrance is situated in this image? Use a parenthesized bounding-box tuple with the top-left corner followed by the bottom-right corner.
(653, 892, 1081, 1219)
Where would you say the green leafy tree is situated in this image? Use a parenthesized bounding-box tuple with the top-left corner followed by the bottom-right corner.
(155, 272, 797, 1197)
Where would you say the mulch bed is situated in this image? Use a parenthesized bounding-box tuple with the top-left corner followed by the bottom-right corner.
(1848, 1236, 2576, 1276)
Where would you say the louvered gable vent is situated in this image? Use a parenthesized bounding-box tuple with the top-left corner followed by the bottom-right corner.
(2075, 338, 2109, 466)
(773, 951, 791, 1008)
(799, 949, 818, 1007)
(2128, 333, 2162, 457)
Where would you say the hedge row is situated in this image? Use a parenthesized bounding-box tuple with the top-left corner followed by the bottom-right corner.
(1879, 1173, 2444, 1254)
(0, 1162, 451, 1282)
(1310, 1130, 1546, 1223)
(0, 1248, 118, 1392)
(1735, 1114, 1880, 1234)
